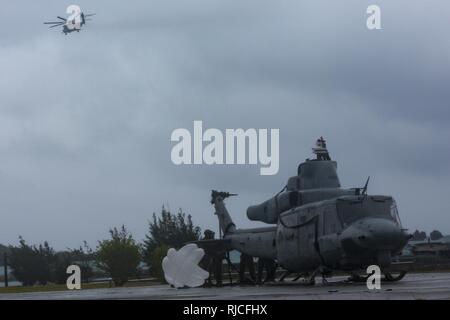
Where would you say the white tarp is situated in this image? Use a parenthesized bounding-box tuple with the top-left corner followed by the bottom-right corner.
(162, 243, 209, 288)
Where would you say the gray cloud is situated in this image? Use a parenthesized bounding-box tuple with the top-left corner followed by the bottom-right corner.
(0, 0, 449, 249)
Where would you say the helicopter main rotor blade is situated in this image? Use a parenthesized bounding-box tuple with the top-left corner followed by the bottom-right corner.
(50, 23, 64, 28)
(44, 22, 64, 24)
(361, 176, 370, 195)
(57, 16, 67, 21)
(84, 13, 96, 17)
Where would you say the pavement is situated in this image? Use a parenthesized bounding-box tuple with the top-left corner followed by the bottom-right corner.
(1, 272, 450, 300)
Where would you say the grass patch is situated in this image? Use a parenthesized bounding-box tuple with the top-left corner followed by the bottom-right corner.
(0, 280, 162, 294)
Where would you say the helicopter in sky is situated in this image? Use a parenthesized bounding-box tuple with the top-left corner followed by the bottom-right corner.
(44, 5, 95, 35)
(210, 137, 411, 284)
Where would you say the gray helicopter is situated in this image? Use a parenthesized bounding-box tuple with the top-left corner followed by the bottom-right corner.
(44, 11, 95, 35)
(211, 137, 411, 284)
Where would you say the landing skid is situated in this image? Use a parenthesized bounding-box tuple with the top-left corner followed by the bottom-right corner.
(346, 270, 407, 283)
(383, 270, 407, 282)
(347, 273, 369, 283)
(291, 266, 330, 285)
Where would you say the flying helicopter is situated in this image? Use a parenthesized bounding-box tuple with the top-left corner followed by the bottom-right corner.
(44, 6, 95, 35)
(210, 137, 411, 285)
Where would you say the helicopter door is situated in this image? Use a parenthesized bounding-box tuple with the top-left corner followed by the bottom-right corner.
(318, 205, 342, 267)
(297, 209, 322, 270)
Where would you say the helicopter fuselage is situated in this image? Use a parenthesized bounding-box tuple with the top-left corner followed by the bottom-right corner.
(212, 141, 410, 278)
(222, 192, 408, 274)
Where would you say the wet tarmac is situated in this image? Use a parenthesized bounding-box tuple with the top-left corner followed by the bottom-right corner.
(1, 272, 450, 300)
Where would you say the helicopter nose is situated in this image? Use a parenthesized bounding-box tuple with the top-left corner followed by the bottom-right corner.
(341, 218, 408, 252)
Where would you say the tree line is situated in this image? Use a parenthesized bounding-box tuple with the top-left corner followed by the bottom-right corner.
(410, 229, 444, 241)
(3, 207, 201, 287)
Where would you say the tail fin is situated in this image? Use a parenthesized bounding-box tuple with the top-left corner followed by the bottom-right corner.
(211, 190, 237, 236)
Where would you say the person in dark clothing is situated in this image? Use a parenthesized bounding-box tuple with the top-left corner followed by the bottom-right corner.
(199, 230, 224, 287)
(257, 258, 277, 284)
(239, 253, 256, 284)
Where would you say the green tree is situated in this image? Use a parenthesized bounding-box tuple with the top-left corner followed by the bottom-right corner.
(8, 237, 55, 286)
(411, 230, 427, 241)
(52, 243, 94, 284)
(71, 241, 95, 283)
(142, 206, 201, 279)
(96, 226, 141, 287)
(0, 244, 10, 265)
(35, 242, 56, 285)
(52, 251, 74, 284)
(150, 244, 169, 283)
(430, 230, 444, 241)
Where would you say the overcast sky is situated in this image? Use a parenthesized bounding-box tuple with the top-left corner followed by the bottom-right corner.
(1, 0, 449, 249)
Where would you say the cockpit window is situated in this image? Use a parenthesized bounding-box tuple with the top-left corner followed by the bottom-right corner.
(390, 200, 402, 227)
(337, 197, 397, 227)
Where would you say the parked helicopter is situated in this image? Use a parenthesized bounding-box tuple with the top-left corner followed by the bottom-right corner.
(211, 137, 411, 284)
(44, 6, 95, 35)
